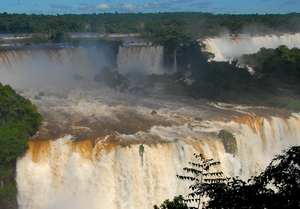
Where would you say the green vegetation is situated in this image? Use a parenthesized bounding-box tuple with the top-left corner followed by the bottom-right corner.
(240, 45, 300, 86)
(234, 45, 300, 109)
(155, 40, 300, 111)
(154, 195, 188, 209)
(218, 130, 237, 156)
(0, 83, 43, 208)
(0, 12, 299, 38)
(139, 145, 144, 159)
(204, 146, 300, 208)
(160, 146, 300, 208)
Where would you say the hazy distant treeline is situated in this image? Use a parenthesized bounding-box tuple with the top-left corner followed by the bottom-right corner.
(0, 12, 300, 39)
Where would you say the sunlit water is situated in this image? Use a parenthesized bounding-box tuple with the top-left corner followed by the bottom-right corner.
(203, 33, 300, 61)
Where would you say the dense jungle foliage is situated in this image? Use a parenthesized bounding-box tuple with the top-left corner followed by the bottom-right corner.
(0, 12, 300, 39)
(0, 83, 43, 208)
(239, 45, 300, 86)
(155, 38, 300, 110)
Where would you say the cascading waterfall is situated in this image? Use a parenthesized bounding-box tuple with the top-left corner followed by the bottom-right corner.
(0, 48, 93, 72)
(15, 112, 300, 209)
(0, 45, 299, 209)
(0, 47, 109, 88)
(117, 46, 164, 75)
(203, 33, 300, 61)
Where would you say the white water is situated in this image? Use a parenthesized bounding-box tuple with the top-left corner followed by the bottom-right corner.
(0, 47, 104, 88)
(203, 33, 300, 61)
(0, 47, 299, 209)
(117, 46, 164, 75)
(15, 110, 300, 209)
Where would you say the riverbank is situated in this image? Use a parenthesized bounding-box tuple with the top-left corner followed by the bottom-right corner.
(0, 33, 142, 46)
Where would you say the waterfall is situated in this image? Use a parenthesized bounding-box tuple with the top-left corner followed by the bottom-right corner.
(0, 47, 110, 88)
(117, 46, 164, 75)
(0, 48, 94, 72)
(16, 112, 300, 209)
(203, 33, 300, 61)
(0, 45, 299, 209)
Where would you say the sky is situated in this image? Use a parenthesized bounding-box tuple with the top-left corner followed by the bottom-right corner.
(0, 0, 299, 15)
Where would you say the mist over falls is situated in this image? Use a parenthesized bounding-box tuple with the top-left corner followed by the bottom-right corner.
(204, 33, 300, 61)
(117, 46, 164, 75)
(0, 42, 300, 209)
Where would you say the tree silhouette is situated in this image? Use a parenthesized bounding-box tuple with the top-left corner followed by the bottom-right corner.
(176, 153, 224, 209)
(159, 146, 300, 208)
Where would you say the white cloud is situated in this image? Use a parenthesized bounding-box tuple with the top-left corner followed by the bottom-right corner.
(78, 3, 117, 11)
(119, 4, 143, 12)
(96, 4, 110, 10)
(78, 3, 93, 10)
(121, 4, 135, 11)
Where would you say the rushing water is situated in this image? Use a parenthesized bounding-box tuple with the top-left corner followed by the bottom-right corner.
(0, 46, 299, 209)
(117, 45, 164, 75)
(203, 33, 300, 61)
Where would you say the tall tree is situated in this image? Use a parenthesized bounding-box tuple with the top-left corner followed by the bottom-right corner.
(177, 154, 224, 209)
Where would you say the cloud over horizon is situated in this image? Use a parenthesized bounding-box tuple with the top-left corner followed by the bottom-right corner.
(78, 2, 117, 11)
(50, 4, 73, 10)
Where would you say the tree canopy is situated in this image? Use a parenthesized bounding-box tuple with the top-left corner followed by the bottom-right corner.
(240, 45, 300, 86)
(0, 83, 43, 166)
(0, 83, 43, 207)
(0, 12, 299, 38)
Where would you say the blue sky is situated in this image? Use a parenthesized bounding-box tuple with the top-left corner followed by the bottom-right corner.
(0, 0, 299, 14)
